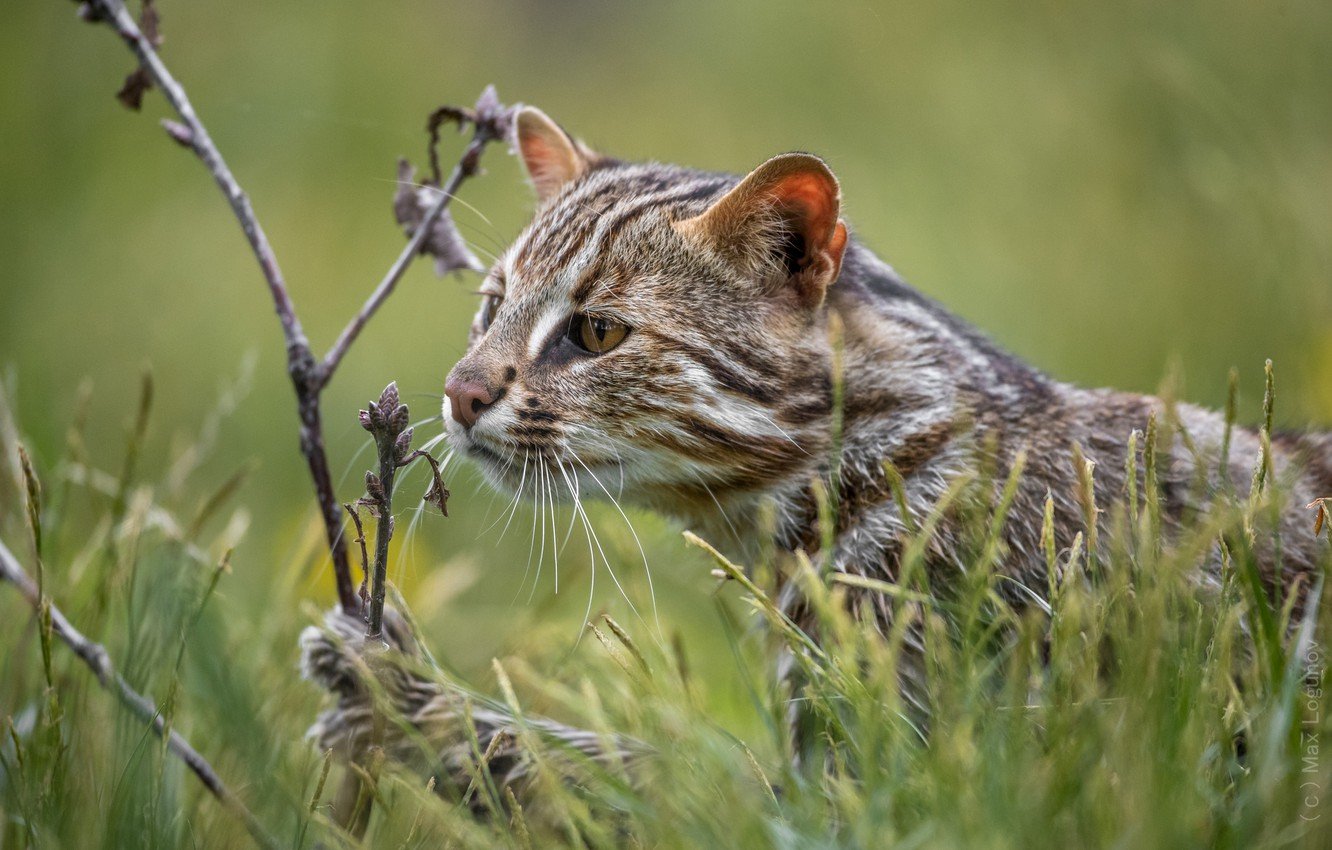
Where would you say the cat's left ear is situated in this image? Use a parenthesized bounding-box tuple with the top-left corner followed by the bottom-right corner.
(514, 106, 599, 203)
(676, 152, 849, 309)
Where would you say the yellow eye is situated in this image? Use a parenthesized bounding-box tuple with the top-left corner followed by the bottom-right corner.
(572, 314, 630, 354)
(479, 294, 503, 331)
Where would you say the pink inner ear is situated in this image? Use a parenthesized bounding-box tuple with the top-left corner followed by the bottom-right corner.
(772, 173, 838, 245)
(520, 134, 563, 185)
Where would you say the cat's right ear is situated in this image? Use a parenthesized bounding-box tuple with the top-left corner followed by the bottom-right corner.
(514, 106, 596, 202)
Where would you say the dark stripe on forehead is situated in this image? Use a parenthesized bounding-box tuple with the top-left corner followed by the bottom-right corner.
(511, 166, 733, 281)
(531, 197, 622, 276)
(510, 179, 625, 268)
(567, 178, 699, 248)
(657, 178, 734, 216)
(545, 178, 627, 234)
(566, 179, 735, 300)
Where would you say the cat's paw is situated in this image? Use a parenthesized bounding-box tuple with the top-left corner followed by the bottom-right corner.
(298, 606, 421, 697)
(299, 606, 443, 758)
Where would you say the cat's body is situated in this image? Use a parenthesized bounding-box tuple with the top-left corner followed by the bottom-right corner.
(442, 112, 1329, 612)
(303, 106, 1330, 802)
(744, 241, 1329, 608)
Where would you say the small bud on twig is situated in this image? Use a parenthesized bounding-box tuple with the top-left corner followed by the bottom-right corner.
(389, 404, 409, 436)
(161, 118, 194, 147)
(364, 471, 384, 505)
(357, 381, 450, 639)
(377, 382, 398, 413)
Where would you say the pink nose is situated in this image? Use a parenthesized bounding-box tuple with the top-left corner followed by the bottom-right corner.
(444, 376, 498, 428)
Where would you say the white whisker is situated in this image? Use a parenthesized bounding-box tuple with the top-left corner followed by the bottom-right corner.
(556, 458, 645, 630)
(495, 448, 530, 546)
(529, 458, 549, 603)
(755, 410, 806, 454)
(567, 448, 661, 636)
(701, 479, 743, 547)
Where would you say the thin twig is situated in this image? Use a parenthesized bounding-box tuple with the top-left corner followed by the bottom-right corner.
(343, 502, 371, 608)
(356, 383, 448, 640)
(321, 119, 505, 382)
(77, 0, 509, 618)
(0, 535, 278, 850)
(368, 422, 399, 643)
(87, 0, 306, 354)
(78, 0, 356, 611)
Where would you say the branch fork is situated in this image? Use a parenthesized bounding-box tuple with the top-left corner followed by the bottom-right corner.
(4, 1, 513, 843)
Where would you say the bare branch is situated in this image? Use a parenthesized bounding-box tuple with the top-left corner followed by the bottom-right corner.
(87, 0, 308, 357)
(65, 4, 508, 842)
(79, 0, 350, 612)
(0, 535, 278, 850)
(79, 2, 509, 615)
(320, 93, 511, 382)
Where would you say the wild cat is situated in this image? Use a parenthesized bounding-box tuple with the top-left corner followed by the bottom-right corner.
(302, 105, 1331, 798)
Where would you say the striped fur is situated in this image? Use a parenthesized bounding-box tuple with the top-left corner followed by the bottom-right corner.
(445, 131, 1330, 600)
(304, 111, 1331, 805)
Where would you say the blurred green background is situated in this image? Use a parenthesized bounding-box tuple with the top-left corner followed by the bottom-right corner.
(2, 0, 1330, 728)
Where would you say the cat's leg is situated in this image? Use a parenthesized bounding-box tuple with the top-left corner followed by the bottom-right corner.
(299, 608, 644, 818)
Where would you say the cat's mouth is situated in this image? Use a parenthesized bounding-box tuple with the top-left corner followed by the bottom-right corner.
(451, 426, 560, 490)
(462, 438, 510, 468)
(452, 425, 630, 505)
(453, 430, 526, 484)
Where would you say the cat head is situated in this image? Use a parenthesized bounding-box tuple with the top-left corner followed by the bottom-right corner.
(444, 106, 849, 518)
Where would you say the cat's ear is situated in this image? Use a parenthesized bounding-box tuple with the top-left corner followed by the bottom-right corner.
(676, 152, 849, 309)
(514, 106, 598, 202)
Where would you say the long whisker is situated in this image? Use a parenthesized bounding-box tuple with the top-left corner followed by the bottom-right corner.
(755, 410, 806, 454)
(701, 479, 743, 548)
(473, 445, 519, 539)
(456, 233, 501, 267)
(560, 493, 579, 552)
(514, 450, 542, 605)
(567, 448, 661, 636)
(547, 454, 561, 594)
(494, 447, 530, 546)
(556, 458, 645, 629)
(529, 457, 549, 603)
(454, 219, 509, 263)
(558, 462, 598, 636)
(479, 442, 524, 537)
(387, 425, 451, 582)
(390, 177, 499, 231)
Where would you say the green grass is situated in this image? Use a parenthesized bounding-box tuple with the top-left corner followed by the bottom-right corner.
(2, 373, 1329, 849)
(3, 2, 1330, 846)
